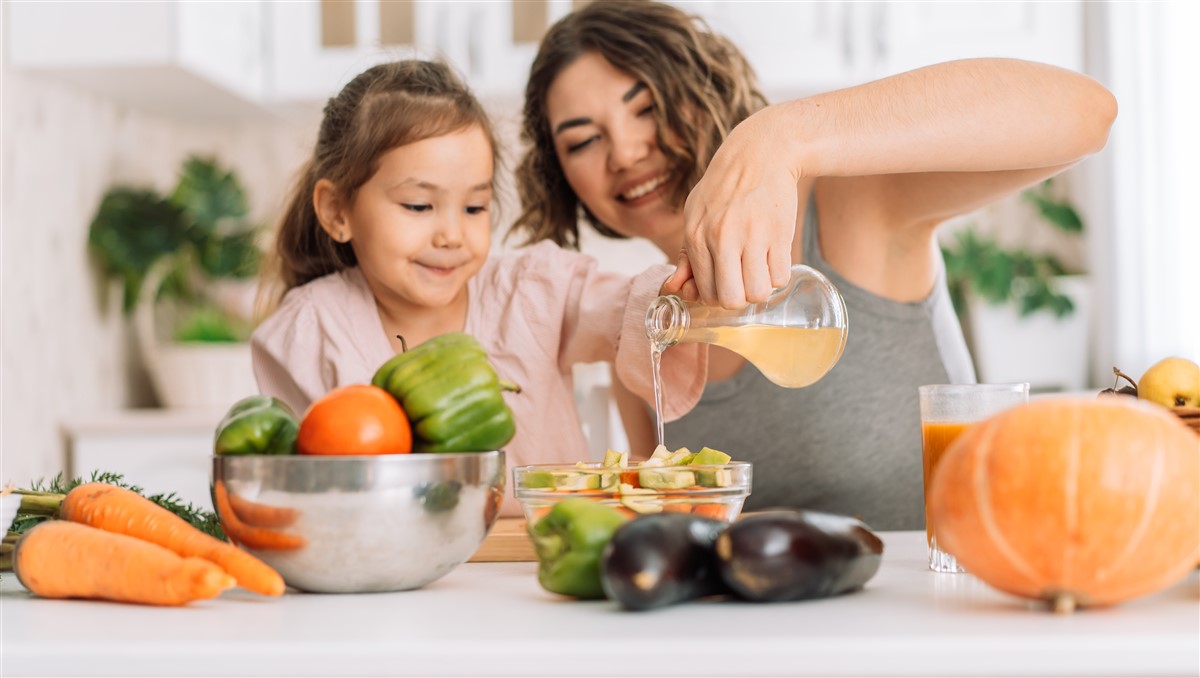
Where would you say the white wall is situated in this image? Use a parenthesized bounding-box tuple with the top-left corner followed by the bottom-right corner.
(0, 69, 319, 487)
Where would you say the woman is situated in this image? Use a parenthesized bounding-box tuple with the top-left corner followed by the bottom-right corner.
(512, 1, 1116, 529)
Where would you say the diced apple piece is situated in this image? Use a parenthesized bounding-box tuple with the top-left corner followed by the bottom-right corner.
(691, 447, 733, 487)
(602, 449, 629, 468)
(638, 466, 697, 490)
(649, 444, 672, 461)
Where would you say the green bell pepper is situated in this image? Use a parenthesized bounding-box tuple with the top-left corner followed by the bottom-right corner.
(529, 499, 630, 599)
(371, 332, 520, 453)
(213, 395, 298, 455)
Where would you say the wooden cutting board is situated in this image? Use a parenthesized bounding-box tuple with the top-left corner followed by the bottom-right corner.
(469, 517, 537, 562)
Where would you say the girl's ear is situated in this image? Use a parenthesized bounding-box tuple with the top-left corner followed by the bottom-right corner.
(313, 179, 352, 243)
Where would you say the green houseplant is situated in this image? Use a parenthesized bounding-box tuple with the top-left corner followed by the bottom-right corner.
(88, 156, 265, 408)
(940, 178, 1090, 391)
(88, 155, 262, 339)
(941, 178, 1083, 320)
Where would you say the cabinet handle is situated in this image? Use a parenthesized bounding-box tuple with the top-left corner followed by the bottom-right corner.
(872, 1, 887, 66)
(841, 3, 854, 67)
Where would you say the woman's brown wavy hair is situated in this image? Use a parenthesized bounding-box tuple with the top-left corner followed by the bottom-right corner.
(511, 0, 767, 250)
(262, 60, 497, 312)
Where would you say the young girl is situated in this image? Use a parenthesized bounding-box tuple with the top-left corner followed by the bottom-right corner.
(251, 60, 706, 514)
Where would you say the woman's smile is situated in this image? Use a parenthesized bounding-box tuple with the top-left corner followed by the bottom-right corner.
(616, 171, 673, 206)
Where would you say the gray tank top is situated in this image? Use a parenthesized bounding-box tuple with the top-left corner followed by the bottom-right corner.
(663, 196, 975, 530)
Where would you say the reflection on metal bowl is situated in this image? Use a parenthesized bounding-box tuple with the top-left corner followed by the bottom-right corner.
(211, 451, 505, 593)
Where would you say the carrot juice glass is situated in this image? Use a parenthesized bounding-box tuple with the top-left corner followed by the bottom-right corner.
(918, 383, 1029, 573)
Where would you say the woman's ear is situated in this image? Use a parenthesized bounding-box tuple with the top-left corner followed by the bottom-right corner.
(313, 179, 352, 243)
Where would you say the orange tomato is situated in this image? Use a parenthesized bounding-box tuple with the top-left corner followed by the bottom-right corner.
(297, 384, 412, 455)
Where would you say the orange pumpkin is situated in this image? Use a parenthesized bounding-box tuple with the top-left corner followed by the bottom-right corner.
(928, 397, 1199, 613)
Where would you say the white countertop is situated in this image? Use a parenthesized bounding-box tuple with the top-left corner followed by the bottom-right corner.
(2, 531, 1196, 677)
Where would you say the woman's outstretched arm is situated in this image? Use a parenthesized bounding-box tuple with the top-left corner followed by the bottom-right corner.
(675, 58, 1117, 307)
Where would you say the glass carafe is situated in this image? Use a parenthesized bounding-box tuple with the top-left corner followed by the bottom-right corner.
(645, 264, 849, 389)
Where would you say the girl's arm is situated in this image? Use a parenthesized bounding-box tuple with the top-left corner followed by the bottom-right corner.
(609, 366, 658, 460)
(676, 58, 1117, 307)
(528, 243, 707, 421)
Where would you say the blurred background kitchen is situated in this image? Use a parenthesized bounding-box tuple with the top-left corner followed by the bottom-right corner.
(2, 1, 1196, 503)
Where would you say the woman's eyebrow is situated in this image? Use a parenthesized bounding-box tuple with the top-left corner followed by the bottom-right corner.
(622, 82, 646, 103)
(553, 82, 649, 137)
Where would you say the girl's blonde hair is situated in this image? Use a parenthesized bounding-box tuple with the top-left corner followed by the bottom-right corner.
(265, 60, 497, 309)
(511, 0, 767, 249)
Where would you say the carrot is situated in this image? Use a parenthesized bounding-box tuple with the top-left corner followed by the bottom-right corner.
(213, 481, 307, 553)
(691, 503, 731, 520)
(60, 482, 286, 597)
(227, 493, 299, 528)
(13, 521, 235, 606)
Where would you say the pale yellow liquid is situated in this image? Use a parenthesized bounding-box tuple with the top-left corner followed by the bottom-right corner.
(649, 324, 846, 446)
(683, 325, 846, 388)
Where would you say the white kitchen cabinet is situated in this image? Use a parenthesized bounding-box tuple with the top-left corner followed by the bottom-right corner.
(265, 0, 576, 107)
(265, 0, 424, 106)
(64, 410, 222, 510)
(5, 1, 267, 118)
(871, 1, 1083, 78)
(679, 1, 1083, 100)
(675, 1, 864, 99)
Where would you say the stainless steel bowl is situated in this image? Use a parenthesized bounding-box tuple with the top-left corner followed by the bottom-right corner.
(211, 451, 505, 593)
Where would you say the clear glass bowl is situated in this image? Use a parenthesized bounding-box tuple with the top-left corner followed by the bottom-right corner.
(513, 462, 752, 527)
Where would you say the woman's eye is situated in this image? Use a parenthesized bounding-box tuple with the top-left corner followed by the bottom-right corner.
(401, 203, 431, 213)
(638, 104, 654, 117)
(566, 136, 598, 154)
(465, 205, 488, 215)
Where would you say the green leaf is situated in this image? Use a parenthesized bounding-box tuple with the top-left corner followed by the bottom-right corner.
(1023, 188, 1083, 233)
(195, 230, 262, 279)
(170, 156, 248, 235)
(87, 189, 189, 314)
(174, 305, 248, 343)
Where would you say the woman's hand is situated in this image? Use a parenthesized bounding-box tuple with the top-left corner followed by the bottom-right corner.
(672, 108, 800, 308)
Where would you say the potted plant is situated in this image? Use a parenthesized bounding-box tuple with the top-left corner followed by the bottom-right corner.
(88, 155, 264, 409)
(941, 178, 1090, 392)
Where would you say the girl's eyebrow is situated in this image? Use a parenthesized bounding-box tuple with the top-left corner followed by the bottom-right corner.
(390, 178, 492, 192)
(553, 82, 648, 137)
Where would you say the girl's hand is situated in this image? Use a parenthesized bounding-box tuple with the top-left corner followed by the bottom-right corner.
(678, 109, 799, 308)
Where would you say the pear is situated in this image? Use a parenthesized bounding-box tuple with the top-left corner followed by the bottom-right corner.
(1138, 357, 1200, 408)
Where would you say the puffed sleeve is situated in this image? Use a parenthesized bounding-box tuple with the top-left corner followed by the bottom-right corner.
(512, 242, 707, 421)
(249, 288, 328, 416)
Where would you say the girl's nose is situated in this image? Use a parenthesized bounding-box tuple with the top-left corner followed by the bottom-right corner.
(432, 213, 464, 248)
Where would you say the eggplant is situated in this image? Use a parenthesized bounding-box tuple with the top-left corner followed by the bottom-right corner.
(599, 513, 730, 610)
(715, 510, 883, 602)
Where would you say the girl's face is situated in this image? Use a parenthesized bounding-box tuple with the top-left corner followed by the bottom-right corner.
(546, 52, 683, 254)
(334, 126, 493, 314)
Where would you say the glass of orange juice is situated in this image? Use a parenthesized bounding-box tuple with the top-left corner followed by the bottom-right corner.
(918, 383, 1029, 573)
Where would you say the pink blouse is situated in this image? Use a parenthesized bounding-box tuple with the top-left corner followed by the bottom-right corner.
(251, 241, 707, 516)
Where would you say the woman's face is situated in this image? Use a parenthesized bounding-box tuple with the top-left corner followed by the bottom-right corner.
(545, 51, 683, 254)
(338, 126, 493, 314)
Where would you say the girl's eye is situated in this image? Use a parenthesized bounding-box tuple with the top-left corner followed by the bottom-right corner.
(638, 104, 654, 117)
(401, 203, 431, 213)
(465, 205, 488, 215)
(566, 136, 598, 154)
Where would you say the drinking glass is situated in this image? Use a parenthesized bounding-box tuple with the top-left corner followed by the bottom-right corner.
(918, 382, 1029, 573)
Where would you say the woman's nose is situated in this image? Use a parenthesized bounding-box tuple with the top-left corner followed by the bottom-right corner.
(608, 122, 654, 173)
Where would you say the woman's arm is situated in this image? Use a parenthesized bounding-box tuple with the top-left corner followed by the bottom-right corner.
(676, 58, 1117, 307)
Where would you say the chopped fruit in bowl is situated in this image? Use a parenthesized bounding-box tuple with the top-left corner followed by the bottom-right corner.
(513, 446, 751, 526)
